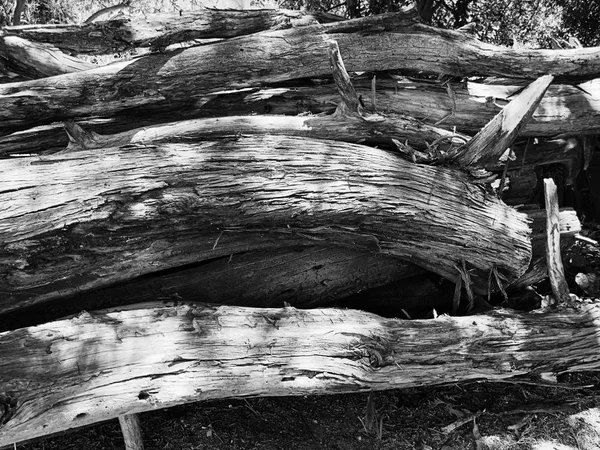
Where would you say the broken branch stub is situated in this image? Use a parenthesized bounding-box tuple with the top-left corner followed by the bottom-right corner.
(453, 75, 554, 168)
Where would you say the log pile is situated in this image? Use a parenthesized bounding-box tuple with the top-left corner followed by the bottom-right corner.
(0, 4, 598, 447)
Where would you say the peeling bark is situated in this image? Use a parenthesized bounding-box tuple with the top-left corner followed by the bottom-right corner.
(3, 9, 343, 55)
(2, 8, 600, 135)
(1, 301, 600, 447)
(0, 135, 531, 312)
(0, 35, 95, 79)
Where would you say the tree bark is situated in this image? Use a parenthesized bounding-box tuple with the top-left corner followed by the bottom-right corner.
(3, 9, 343, 54)
(2, 8, 600, 135)
(0, 246, 425, 332)
(0, 79, 596, 157)
(0, 35, 95, 79)
(0, 135, 531, 313)
(1, 301, 600, 447)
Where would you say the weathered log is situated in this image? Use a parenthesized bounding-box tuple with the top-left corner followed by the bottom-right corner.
(2, 301, 600, 447)
(0, 135, 531, 312)
(0, 35, 95, 79)
(3, 9, 343, 55)
(0, 207, 579, 332)
(0, 246, 425, 332)
(2, 8, 600, 135)
(1, 78, 597, 157)
(57, 113, 466, 156)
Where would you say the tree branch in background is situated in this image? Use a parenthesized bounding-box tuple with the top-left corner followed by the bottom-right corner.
(12, 0, 26, 25)
(84, 0, 130, 24)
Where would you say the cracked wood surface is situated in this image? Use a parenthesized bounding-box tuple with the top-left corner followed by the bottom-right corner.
(2, 8, 600, 135)
(2, 9, 342, 55)
(1, 301, 600, 446)
(454, 75, 554, 168)
(1, 78, 598, 157)
(0, 135, 531, 312)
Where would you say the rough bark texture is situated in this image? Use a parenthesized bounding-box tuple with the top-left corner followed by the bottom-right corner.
(0, 246, 425, 332)
(0, 135, 531, 312)
(3, 9, 342, 54)
(0, 36, 95, 78)
(2, 8, 600, 135)
(0, 80, 596, 157)
(58, 113, 466, 155)
(2, 301, 600, 447)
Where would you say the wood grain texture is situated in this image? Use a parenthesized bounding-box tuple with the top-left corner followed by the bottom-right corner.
(0, 36, 94, 79)
(3, 9, 340, 55)
(2, 9, 599, 134)
(0, 135, 530, 311)
(1, 301, 600, 446)
(57, 114, 467, 156)
(454, 75, 554, 168)
(544, 178, 571, 302)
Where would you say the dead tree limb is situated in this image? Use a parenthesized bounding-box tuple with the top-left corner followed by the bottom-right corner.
(1, 302, 600, 447)
(0, 135, 531, 312)
(2, 8, 600, 134)
(454, 75, 554, 168)
(84, 1, 131, 25)
(4, 9, 341, 54)
(0, 35, 95, 78)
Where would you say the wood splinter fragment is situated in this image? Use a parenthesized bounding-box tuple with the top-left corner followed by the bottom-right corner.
(544, 178, 571, 303)
(327, 40, 363, 116)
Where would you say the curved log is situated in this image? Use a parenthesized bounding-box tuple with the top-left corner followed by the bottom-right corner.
(1, 302, 600, 446)
(0, 135, 531, 312)
(2, 8, 600, 134)
(0, 35, 94, 78)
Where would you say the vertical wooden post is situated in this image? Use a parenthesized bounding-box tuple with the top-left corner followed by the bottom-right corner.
(118, 414, 144, 450)
(544, 178, 570, 303)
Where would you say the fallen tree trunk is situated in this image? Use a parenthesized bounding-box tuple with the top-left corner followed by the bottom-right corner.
(56, 114, 466, 156)
(2, 9, 343, 55)
(2, 7, 600, 135)
(1, 301, 600, 447)
(1, 79, 596, 157)
(0, 246, 427, 332)
(0, 135, 531, 313)
(0, 36, 95, 79)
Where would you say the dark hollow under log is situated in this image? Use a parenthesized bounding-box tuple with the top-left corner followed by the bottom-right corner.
(0, 135, 531, 314)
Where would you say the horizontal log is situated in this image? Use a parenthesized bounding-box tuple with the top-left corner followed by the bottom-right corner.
(0, 36, 95, 78)
(0, 246, 425, 332)
(1, 301, 600, 446)
(0, 78, 597, 156)
(59, 114, 467, 155)
(2, 9, 343, 55)
(2, 8, 599, 135)
(0, 135, 531, 312)
(0, 207, 578, 331)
